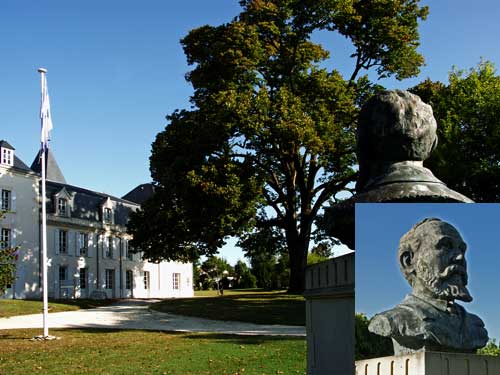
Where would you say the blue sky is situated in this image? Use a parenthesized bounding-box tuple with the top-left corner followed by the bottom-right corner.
(356, 204, 500, 342)
(2, 1, 500, 264)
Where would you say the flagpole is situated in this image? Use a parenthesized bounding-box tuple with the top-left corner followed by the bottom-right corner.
(38, 68, 49, 339)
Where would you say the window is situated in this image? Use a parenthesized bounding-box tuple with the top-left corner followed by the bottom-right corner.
(143, 271, 150, 290)
(104, 208, 112, 223)
(126, 270, 133, 290)
(172, 273, 180, 290)
(58, 198, 68, 216)
(127, 241, 134, 261)
(79, 268, 87, 289)
(79, 233, 88, 256)
(1, 149, 13, 166)
(59, 230, 68, 254)
(1, 190, 11, 211)
(105, 269, 115, 290)
(0, 228, 11, 249)
(59, 265, 68, 282)
(105, 236, 113, 258)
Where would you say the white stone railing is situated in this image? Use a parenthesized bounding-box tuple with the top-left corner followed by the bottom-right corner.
(355, 351, 500, 375)
(305, 252, 354, 292)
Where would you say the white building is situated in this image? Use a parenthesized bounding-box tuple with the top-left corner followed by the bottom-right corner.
(0, 140, 40, 299)
(0, 140, 193, 299)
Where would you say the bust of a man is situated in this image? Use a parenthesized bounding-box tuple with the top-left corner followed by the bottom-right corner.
(368, 218, 488, 354)
(355, 90, 472, 202)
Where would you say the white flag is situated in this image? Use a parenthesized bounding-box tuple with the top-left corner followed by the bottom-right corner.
(40, 73, 53, 150)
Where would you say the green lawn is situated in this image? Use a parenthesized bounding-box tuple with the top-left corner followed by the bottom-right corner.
(0, 328, 306, 375)
(152, 289, 305, 326)
(0, 299, 115, 318)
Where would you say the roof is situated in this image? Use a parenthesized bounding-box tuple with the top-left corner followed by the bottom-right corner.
(13, 155, 32, 173)
(0, 140, 15, 150)
(0, 140, 33, 173)
(122, 183, 155, 204)
(1, 139, 140, 225)
(30, 149, 67, 183)
(45, 180, 139, 226)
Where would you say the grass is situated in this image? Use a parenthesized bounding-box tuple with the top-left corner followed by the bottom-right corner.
(0, 299, 115, 318)
(152, 289, 305, 326)
(0, 328, 306, 375)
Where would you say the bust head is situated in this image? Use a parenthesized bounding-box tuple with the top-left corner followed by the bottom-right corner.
(356, 90, 438, 190)
(398, 218, 472, 302)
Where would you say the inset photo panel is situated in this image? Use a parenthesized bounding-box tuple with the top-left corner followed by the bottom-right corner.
(355, 203, 500, 372)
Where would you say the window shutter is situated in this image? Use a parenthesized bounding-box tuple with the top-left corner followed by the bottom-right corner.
(87, 233, 93, 258)
(11, 191, 16, 212)
(88, 270, 94, 290)
(100, 235, 105, 258)
(113, 237, 118, 259)
(74, 266, 80, 294)
(11, 229, 16, 247)
(108, 237, 113, 259)
(105, 236, 109, 258)
(54, 229, 59, 255)
(72, 266, 79, 295)
(76, 233, 82, 256)
(68, 231, 75, 256)
(54, 265, 59, 297)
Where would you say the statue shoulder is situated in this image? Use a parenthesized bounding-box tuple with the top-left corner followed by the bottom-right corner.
(368, 305, 418, 337)
(465, 309, 486, 328)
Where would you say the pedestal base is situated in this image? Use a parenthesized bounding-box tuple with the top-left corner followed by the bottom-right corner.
(305, 255, 355, 375)
(355, 351, 500, 375)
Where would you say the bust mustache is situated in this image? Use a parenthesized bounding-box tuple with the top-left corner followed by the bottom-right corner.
(416, 258, 471, 303)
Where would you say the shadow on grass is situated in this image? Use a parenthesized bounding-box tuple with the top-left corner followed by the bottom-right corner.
(0, 332, 32, 340)
(151, 292, 305, 326)
(0, 328, 304, 346)
(180, 332, 306, 345)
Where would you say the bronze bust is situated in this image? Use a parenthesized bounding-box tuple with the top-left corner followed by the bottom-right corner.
(369, 218, 488, 354)
(356, 90, 472, 202)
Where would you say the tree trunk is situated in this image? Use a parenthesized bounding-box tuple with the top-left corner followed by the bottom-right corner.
(286, 231, 308, 293)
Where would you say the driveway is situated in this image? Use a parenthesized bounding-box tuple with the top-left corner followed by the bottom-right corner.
(0, 299, 305, 336)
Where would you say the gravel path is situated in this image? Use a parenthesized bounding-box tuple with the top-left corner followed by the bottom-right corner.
(0, 299, 305, 336)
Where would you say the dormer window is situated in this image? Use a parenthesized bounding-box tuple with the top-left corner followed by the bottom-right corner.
(58, 198, 68, 216)
(1, 148, 13, 166)
(104, 207, 113, 224)
(53, 187, 72, 217)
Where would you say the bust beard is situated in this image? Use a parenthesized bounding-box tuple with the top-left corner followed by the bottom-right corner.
(415, 260, 472, 303)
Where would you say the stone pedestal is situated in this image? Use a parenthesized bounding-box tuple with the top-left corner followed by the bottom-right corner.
(355, 351, 500, 375)
(305, 253, 355, 375)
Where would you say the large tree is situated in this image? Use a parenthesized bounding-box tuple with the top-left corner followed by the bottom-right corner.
(237, 224, 287, 289)
(411, 61, 500, 202)
(129, 0, 428, 292)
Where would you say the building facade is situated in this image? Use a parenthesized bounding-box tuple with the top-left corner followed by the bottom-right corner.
(0, 140, 40, 299)
(0, 140, 193, 299)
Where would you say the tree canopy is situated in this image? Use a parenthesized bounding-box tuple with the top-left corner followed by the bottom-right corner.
(411, 60, 500, 202)
(128, 0, 428, 292)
